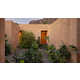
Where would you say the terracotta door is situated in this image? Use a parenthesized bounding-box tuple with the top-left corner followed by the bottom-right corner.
(41, 31, 47, 44)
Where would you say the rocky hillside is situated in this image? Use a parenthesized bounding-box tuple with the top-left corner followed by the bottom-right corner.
(29, 18, 57, 24)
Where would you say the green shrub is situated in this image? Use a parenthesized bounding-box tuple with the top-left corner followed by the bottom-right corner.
(48, 50, 66, 63)
(14, 43, 42, 63)
(59, 44, 71, 60)
(48, 45, 56, 50)
(24, 42, 42, 63)
(19, 31, 36, 49)
(47, 44, 71, 63)
(24, 48, 42, 63)
(32, 41, 39, 49)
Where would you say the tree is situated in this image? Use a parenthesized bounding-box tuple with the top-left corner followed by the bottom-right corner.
(19, 31, 35, 48)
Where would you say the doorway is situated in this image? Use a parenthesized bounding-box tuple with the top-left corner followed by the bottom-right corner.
(41, 31, 47, 44)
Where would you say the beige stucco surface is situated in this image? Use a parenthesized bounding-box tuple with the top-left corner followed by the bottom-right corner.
(5, 21, 20, 53)
(19, 24, 50, 40)
(49, 19, 78, 48)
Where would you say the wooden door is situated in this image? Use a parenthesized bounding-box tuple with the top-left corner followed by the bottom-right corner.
(41, 31, 47, 44)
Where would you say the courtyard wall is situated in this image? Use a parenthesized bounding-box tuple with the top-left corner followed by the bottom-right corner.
(5, 21, 20, 53)
(0, 19, 5, 62)
(19, 24, 50, 40)
(49, 18, 78, 48)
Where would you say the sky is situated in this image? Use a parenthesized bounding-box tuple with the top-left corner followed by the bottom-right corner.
(5, 18, 41, 24)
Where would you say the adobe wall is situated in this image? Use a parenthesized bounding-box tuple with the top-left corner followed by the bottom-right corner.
(5, 21, 20, 52)
(0, 19, 5, 62)
(49, 19, 78, 48)
(19, 24, 50, 40)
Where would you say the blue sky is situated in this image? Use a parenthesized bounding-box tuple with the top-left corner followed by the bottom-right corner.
(5, 18, 41, 24)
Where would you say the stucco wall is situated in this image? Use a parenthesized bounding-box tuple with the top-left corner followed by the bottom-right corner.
(19, 24, 50, 40)
(5, 21, 20, 52)
(49, 19, 78, 48)
(5, 21, 12, 44)
(0, 19, 5, 62)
